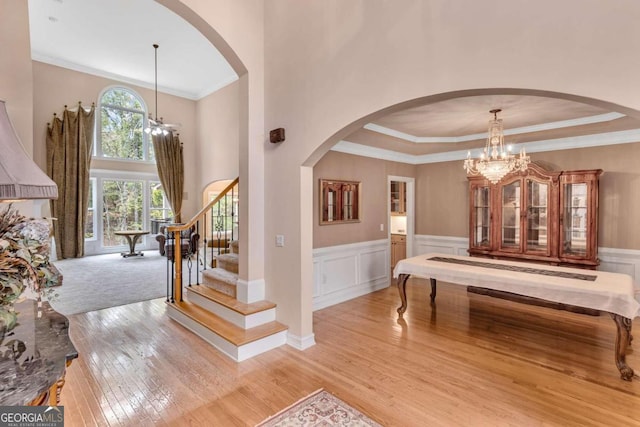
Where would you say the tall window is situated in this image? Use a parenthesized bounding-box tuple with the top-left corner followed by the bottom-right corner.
(102, 179, 144, 246)
(85, 178, 96, 239)
(85, 85, 168, 255)
(97, 87, 154, 161)
(150, 181, 173, 233)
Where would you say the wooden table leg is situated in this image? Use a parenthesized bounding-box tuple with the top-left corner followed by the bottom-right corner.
(397, 274, 410, 317)
(430, 278, 437, 303)
(610, 313, 634, 381)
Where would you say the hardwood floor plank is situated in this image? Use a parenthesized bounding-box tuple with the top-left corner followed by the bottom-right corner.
(59, 280, 640, 426)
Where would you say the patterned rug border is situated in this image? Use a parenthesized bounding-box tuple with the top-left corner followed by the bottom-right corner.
(256, 388, 381, 427)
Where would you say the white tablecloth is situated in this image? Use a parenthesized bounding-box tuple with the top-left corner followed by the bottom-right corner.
(393, 253, 640, 319)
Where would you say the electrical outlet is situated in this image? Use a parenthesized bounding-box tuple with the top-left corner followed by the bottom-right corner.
(276, 234, 285, 247)
(380, 224, 384, 231)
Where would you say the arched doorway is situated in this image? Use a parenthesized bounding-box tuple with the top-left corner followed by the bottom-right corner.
(304, 88, 640, 337)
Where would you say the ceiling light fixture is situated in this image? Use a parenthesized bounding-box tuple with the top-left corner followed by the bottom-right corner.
(463, 109, 530, 184)
(144, 44, 170, 136)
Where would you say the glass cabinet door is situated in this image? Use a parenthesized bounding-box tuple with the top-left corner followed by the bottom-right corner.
(390, 181, 406, 214)
(472, 185, 491, 248)
(525, 180, 548, 252)
(562, 183, 588, 256)
(501, 180, 520, 249)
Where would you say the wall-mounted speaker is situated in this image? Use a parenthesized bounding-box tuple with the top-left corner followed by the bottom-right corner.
(269, 127, 285, 143)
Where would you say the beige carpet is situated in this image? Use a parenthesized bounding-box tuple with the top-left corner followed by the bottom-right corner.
(257, 389, 382, 427)
(46, 250, 199, 315)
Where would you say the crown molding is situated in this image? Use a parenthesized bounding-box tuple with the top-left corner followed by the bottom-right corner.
(33, 53, 201, 100)
(332, 128, 640, 165)
(364, 112, 626, 144)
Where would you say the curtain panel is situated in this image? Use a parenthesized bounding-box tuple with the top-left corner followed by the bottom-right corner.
(46, 103, 95, 259)
(152, 133, 184, 223)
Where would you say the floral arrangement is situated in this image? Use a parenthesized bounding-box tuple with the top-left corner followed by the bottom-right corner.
(0, 205, 59, 332)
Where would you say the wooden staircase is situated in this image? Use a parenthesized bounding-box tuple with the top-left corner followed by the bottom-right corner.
(164, 179, 287, 361)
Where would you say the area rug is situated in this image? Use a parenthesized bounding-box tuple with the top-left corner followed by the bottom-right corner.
(45, 251, 173, 315)
(257, 389, 382, 427)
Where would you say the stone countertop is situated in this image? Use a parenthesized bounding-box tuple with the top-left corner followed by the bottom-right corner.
(0, 300, 78, 406)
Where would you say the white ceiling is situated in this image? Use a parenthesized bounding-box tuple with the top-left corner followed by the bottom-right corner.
(27, 1, 640, 161)
(28, 0, 238, 100)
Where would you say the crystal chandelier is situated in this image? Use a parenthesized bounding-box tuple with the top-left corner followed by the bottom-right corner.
(144, 44, 171, 136)
(463, 109, 530, 184)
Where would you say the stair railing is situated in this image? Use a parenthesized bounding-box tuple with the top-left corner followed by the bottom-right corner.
(166, 177, 239, 303)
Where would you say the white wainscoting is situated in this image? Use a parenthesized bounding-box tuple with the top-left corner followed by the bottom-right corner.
(311, 236, 640, 313)
(598, 247, 640, 282)
(413, 235, 469, 257)
(412, 235, 640, 283)
(312, 239, 390, 311)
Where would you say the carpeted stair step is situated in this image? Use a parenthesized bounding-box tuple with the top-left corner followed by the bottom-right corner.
(166, 300, 288, 361)
(215, 253, 238, 274)
(202, 267, 237, 298)
(187, 285, 277, 328)
(230, 240, 239, 254)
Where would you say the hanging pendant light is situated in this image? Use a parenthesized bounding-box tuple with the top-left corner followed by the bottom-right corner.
(463, 109, 530, 184)
(144, 44, 171, 136)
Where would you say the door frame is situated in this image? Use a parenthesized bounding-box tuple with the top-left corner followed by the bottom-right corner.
(388, 175, 415, 259)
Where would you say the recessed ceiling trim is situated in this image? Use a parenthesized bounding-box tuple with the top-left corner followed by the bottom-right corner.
(364, 112, 626, 144)
(333, 128, 640, 165)
(331, 141, 422, 164)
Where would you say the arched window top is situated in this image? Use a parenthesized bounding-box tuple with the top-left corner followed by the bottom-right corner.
(96, 86, 154, 162)
(101, 87, 144, 111)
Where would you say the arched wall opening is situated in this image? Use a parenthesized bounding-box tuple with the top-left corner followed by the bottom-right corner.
(304, 87, 640, 167)
(155, 0, 265, 306)
(303, 87, 640, 337)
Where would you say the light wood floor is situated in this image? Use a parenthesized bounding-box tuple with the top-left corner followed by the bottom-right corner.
(61, 278, 640, 426)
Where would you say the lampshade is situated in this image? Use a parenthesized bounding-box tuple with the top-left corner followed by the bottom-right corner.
(0, 100, 58, 201)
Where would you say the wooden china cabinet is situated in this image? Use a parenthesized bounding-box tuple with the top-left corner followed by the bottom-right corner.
(468, 163, 602, 269)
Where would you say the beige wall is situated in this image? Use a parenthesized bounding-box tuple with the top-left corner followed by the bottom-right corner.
(415, 160, 469, 238)
(313, 151, 416, 248)
(0, 0, 35, 215)
(31, 61, 199, 219)
(196, 80, 240, 190)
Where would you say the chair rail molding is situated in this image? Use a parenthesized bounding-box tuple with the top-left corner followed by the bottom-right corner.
(414, 235, 469, 257)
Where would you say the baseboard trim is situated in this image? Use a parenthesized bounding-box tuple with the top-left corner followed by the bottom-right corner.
(287, 332, 316, 350)
(236, 278, 265, 304)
